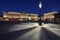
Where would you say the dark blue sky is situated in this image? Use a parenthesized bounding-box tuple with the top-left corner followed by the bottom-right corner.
(0, 0, 60, 16)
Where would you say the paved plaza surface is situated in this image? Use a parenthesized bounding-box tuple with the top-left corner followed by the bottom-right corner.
(0, 22, 60, 40)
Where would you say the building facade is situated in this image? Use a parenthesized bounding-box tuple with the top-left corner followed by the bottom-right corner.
(29, 14, 38, 21)
(3, 12, 29, 21)
(3, 12, 38, 21)
(43, 12, 60, 22)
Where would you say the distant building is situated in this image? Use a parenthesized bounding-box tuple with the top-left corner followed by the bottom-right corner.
(43, 12, 60, 22)
(30, 14, 38, 21)
(3, 12, 29, 21)
(3, 12, 38, 21)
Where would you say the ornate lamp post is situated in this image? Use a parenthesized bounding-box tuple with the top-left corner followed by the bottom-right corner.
(38, 2, 42, 25)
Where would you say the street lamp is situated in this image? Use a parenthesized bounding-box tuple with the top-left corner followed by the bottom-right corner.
(39, 2, 42, 8)
(38, 2, 42, 25)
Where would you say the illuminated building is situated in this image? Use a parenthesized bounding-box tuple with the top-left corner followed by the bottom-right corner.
(3, 12, 38, 21)
(19, 12, 29, 21)
(30, 14, 38, 21)
(3, 12, 29, 21)
(43, 12, 60, 21)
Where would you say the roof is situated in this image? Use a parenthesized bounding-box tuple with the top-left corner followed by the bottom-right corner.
(44, 12, 58, 15)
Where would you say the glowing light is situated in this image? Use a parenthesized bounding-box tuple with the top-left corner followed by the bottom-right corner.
(39, 2, 42, 8)
(29, 17, 31, 20)
(3, 15, 7, 17)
